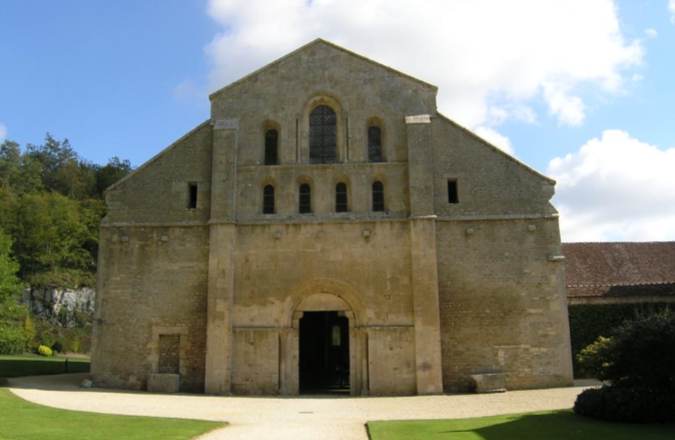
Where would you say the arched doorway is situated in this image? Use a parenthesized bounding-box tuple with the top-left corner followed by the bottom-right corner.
(278, 281, 369, 396)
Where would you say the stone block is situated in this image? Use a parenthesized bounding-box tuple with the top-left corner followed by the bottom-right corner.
(148, 374, 180, 393)
(471, 373, 507, 393)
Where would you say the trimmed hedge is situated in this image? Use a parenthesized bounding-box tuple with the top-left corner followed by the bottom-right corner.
(575, 386, 675, 424)
(568, 302, 672, 377)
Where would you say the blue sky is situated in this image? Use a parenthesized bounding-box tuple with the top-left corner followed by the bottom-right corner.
(1, 0, 674, 241)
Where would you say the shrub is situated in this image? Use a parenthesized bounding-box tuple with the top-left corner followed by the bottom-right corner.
(0, 326, 26, 355)
(575, 386, 675, 424)
(576, 336, 613, 379)
(37, 345, 52, 356)
(573, 310, 675, 423)
(51, 340, 63, 353)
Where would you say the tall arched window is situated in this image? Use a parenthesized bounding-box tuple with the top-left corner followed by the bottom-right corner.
(335, 182, 348, 213)
(372, 181, 385, 212)
(299, 184, 311, 213)
(264, 129, 278, 165)
(309, 105, 337, 164)
(368, 126, 383, 162)
(263, 185, 275, 214)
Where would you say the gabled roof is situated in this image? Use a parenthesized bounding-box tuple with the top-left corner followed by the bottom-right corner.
(563, 242, 675, 298)
(209, 38, 438, 100)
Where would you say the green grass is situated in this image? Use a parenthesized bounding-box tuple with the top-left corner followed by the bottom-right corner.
(367, 410, 675, 440)
(0, 354, 90, 378)
(0, 388, 226, 440)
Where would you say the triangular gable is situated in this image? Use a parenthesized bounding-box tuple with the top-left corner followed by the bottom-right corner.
(208, 38, 438, 101)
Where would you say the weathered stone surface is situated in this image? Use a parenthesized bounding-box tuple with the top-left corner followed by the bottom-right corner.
(148, 374, 180, 393)
(80, 379, 93, 388)
(91, 39, 573, 397)
(23, 287, 95, 327)
(471, 374, 507, 393)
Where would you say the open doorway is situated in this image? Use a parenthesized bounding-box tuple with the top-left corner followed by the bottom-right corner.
(299, 311, 350, 394)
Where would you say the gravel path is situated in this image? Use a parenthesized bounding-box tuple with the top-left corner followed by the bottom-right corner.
(8, 374, 594, 440)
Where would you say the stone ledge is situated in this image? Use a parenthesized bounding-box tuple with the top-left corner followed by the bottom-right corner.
(148, 374, 180, 393)
(471, 373, 507, 393)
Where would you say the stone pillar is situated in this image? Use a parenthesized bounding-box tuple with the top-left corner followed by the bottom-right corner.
(406, 115, 444, 395)
(204, 119, 238, 394)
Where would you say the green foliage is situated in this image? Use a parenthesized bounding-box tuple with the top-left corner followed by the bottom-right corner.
(576, 336, 613, 379)
(0, 354, 90, 378)
(21, 316, 36, 351)
(575, 386, 675, 424)
(0, 227, 22, 304)
(37, 345, 53, 357)
(0, 134, 132, 291)
(573, 310, 675, 423)
(568, 302, 672, 377)
(0, 327, 25, 355)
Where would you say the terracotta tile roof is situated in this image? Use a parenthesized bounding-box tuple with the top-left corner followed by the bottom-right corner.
(562, 242, 675, 298)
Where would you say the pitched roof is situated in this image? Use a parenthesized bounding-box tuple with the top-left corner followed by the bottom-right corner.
(208, 38, 437, 100)
(562, 242, 675, 298)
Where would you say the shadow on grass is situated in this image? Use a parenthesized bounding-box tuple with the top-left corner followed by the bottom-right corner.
(368, 410, 675, 440)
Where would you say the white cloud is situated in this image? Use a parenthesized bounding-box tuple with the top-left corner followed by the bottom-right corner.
(547, 130, 675, 242)
(670, 0, 675, 24)
(644, 28, 658, 38)
(0, 123, 6, 143)
(204, 0, 643, 131)
(473, 127, 515, 156)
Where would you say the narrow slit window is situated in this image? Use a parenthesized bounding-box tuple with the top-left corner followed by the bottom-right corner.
(372, 181, 385, 212)
(368, 126, 383, 162)
(264, 129, 278, 165)
(299, 183, 311, 214)
(335, 182, 348, 213)
(447, 180, 459, 204)
(188, 183, 198, 209)
(263, 185, 275, 214)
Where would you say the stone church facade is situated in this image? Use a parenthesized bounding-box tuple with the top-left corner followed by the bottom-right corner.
(91, 40, 573, 396)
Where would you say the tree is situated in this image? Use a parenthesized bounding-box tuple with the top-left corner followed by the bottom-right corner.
(94, 156, 133, 197)
(0, 226, 27, 355)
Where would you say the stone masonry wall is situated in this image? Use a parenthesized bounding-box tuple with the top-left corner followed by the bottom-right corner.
(436, 218, 573, 392)
(91, 225, 209, 392)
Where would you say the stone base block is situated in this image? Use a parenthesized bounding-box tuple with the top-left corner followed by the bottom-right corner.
(471, 373, 506, 393)
(148, 374, 180, 393)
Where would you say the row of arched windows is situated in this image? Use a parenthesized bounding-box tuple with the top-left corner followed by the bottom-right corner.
(263, 105, 384, 165)
(261, 181, 386, 214)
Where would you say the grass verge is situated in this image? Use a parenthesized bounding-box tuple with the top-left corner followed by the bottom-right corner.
(367, 410, 675, 440)
(0, 354, 90, 378)
(0, 388, 226, 440)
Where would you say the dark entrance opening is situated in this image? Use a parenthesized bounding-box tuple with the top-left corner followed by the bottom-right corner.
(299, 311, 350, 394)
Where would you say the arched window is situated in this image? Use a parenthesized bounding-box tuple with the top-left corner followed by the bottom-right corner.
(264, 129, 278, 165)
(299, 184, 311, 214)
(309, 105, 337, 164)
(372, 181, 385, 212)
(368, 126, 383, 162)
(335, 182, 348, 213)
(263, 185, 275, 214)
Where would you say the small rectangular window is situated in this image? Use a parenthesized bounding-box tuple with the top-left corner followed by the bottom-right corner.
(188, 183, 198, 209)
(447, 180, 459, 204)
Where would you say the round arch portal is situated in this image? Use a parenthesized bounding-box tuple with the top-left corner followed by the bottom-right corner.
(278, 279, 369, 396)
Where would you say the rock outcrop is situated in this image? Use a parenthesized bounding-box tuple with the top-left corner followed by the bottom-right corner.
(22, 287, 96, 327)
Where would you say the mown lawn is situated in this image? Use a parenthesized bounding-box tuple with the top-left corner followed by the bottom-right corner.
(367, 410, 675, 440)
(0, 354, 90, 378)
(0, 388, 226, 440)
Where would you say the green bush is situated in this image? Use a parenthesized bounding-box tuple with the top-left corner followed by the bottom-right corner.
(575, 386, 675, 424)
(573, 310, 675, 423)
(37, 345, 52, 356)
(568, 302, 672, 377)
(0, 326, 26, 355)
